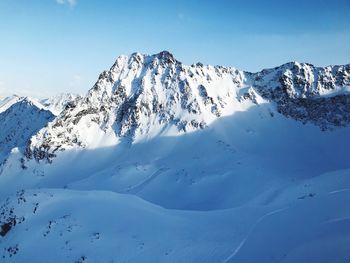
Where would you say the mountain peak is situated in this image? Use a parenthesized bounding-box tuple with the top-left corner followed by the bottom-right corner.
(155, 50, 177, 64)
(111, 51, 178, 72)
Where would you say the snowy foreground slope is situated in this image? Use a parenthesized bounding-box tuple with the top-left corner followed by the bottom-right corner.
(0, 52, 350, 262)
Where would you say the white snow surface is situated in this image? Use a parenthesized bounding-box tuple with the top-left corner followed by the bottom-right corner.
(0, 52, 350, 262)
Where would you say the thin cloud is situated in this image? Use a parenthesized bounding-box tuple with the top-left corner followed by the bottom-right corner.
(55, 0, 77, 7)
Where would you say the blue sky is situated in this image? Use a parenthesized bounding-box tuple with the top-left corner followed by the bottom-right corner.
(0, 0, 349, 97)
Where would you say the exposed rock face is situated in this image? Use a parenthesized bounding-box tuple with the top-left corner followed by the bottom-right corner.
(253, 62, 350, 129)
(24, 52, 350, 162)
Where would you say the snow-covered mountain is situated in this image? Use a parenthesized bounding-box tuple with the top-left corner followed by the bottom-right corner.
(252, 62, 350, 129)
(0, 97, 54, 166)
(0, 92, 77, 166)
(0, 52, 350, 262)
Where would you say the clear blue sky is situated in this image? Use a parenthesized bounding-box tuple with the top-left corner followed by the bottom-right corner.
(0, 0, 349, 97)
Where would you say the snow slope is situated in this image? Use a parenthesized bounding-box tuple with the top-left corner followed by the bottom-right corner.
(0, 52, 350, 262)
(1, 179, 349, 263)
(0, 95, 22, 113)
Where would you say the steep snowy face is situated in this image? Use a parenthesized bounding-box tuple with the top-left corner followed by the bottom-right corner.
(87, 51, 251, 135)
(40, 93, 80, 116)
(0, 98, 54, 165)
(25, 52, 350, 161)
(27, 51, 255, 160)
(253, 62, 350, 129)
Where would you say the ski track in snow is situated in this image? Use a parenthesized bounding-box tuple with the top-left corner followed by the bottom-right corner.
(328, 188, 350, 195)
(123, 167, 169, 194)
(222, 208, 287, 263)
